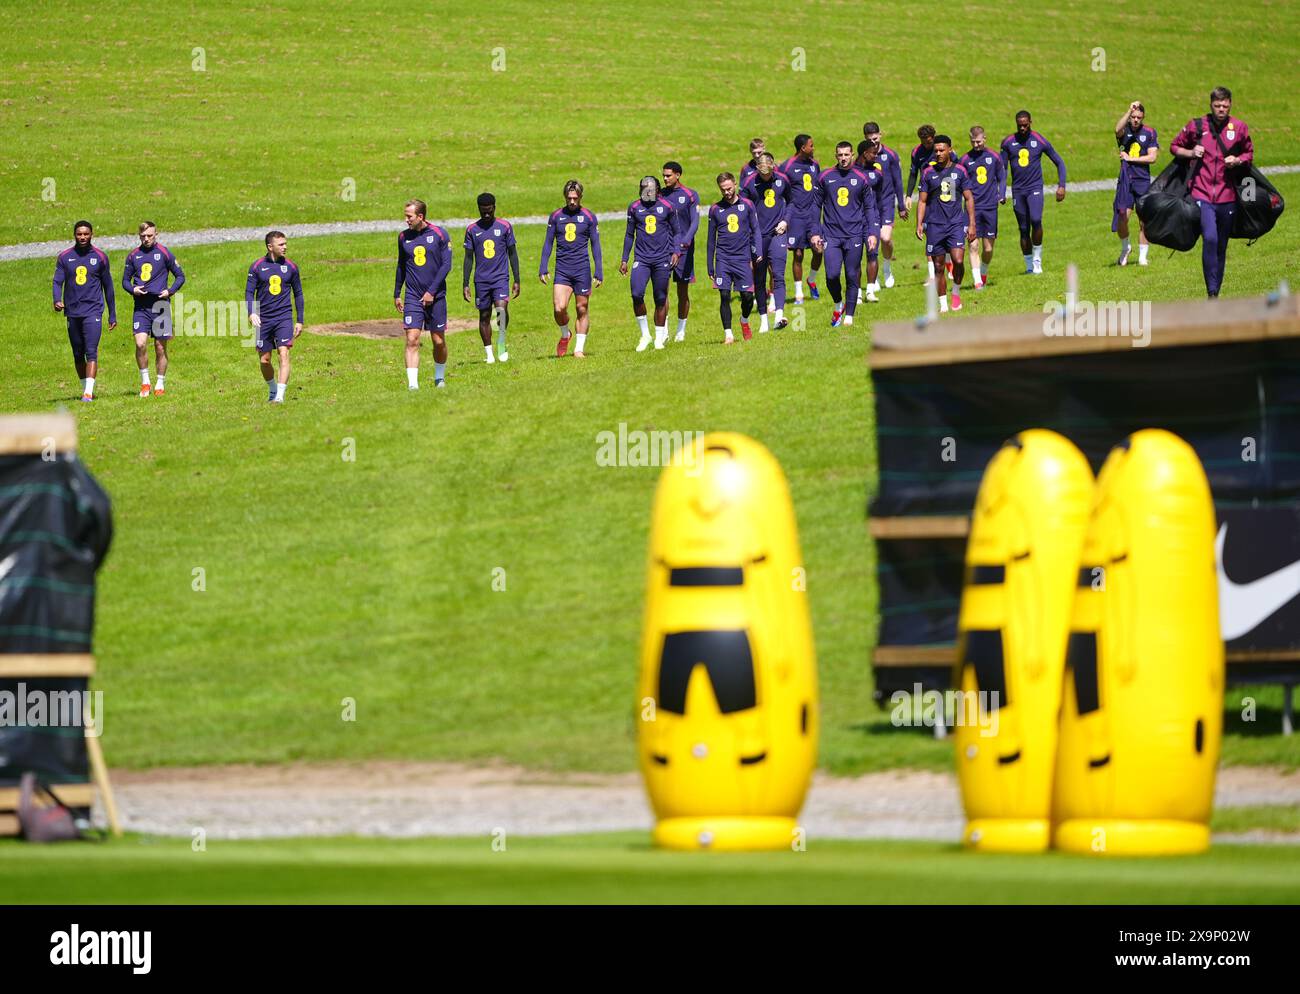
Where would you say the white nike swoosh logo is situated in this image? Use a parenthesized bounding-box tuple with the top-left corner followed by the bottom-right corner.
(1216, 523, 1300, 640)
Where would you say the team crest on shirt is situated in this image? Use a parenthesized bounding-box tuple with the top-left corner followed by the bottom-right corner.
(678, 195, 686, 203)
(656, 207, 662, 215)
(426, 235, 434, 243)
(90, 257, 97, 265)
(153, 253, 160, 260)
(1030, 140, 1038, 148)
(494, 228, 501, 235)
(1226, 129, 1235, 141)
(850, 177, 857, 185)
(985, 156, 993, 164)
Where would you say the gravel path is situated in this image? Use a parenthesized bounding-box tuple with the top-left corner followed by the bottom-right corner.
(95, 762, 1300, 843)
(8, 167, 1297, 263)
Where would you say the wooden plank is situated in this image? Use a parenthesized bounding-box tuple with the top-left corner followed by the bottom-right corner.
(869, 516, 970, 539)
(0, 783, 95, 809)
(874, 646, 956, 666)
(0, 813, 18, 836)
(873, 645, 1300, 666)
(0, 413, 77, 455)
(869, 293, 1300, 369)
(0, 654, 95, 677)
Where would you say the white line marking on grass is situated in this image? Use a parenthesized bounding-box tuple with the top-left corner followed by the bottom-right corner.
(4, 164, 1297, 262)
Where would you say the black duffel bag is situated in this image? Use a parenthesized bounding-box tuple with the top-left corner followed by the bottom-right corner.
(1229, 164, 1284, 241)
(1136, 156, 1203, 252)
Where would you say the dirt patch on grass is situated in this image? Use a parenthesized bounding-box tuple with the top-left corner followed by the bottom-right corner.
(311, 317, 479, 340)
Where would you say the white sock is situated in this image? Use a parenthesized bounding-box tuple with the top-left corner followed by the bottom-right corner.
(636, 314, 649, 337)
(775, 308, 784, 324)
(844, 314, 854, 326)
(275, 381, 286, 400)
(156, 374, 165, 390)
(766, 297, 775, 313)
(759, 314, 769, 332)
(677, 318, 687, 335)
(84, 376, 95, 396)
(434, 361, 446, 382)
(484, 344, 495, 361)
(575, 333, 586, 352)
(1138, 244, 1148, 262)
(140, 368, 150, 385)
(1032, 245, 1043, 262)
(939, 296, 949, 313)
(795, 280, 803, 298)
(654, 325, 667, 346)
(724, 327, 733, 340)
(407, 367, 419, 388)
(927, 259, 935, 279)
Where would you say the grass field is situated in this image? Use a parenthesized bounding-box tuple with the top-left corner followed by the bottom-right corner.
(3, 0, 1299, 778)
(2, 833, 1298, 904)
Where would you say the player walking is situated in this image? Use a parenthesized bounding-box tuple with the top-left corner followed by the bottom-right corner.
(707, 173, 762, 345)
(916, 136, 976, 313)
(540, 180, 603, 358)
(122, 221, 184, 396)
(395, 199, 452, 388)
(780, 134, 823, 303)
(661, 162, 699, 342)
(463, 193, 520, 364)
(741, 153, 791, 332)
(904, 125, 939, 280)
(809, 141, 879, 328)
(863, 122, 905, 290)
(1113, 101, 1158, 267)
(1000, 110, 1067, 274)
(958, 127, 1005, 288)
(245, 231, 304, 403)
(620, 176, 680, 351)
(52, 221, 116, 402)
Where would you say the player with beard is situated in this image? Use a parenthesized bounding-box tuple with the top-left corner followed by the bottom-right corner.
(958, 126, 1005, 288)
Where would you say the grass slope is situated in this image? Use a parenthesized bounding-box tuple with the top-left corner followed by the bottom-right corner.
(2, 0, 1298, 774)
(1, 834, 1297, 904)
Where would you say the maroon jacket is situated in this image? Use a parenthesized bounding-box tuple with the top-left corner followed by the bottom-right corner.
(1171, 115, 1254, 204)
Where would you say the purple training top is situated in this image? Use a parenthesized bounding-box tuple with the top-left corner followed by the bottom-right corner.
(245, 254, 304, 323)
(740, 172, 792, 235)
(122, 243, 185, 299)
(1000, 130, 1067, 195)
(874, 144, 904, 216)
(919, 161, 972, 230)
(706, 197, 762, 273)
(1117, 124, 1159, 184)
(53, 244, 116, 321)
(906, 142, 937, 197)
(464, 218, 517, 285)
(395, 223, 452, 301)
(539, 206, 603, 281)
(812, 166, 879, 241)
(661, 183, 700, 251)
(779, 155, 821, 219)
(622, 197, 681, 266)
(958, 149, 1005, 210)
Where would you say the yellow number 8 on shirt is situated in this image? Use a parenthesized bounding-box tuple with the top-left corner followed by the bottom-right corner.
(726, 213, 739, 233)
(1128, 142, 1141, 158)
(269, 275, 282, 295)
(75, 266, 87, 285)
(644, 216, 657, 235)
(803, 174, 813, 191)
(1018, 148, 1030, 168)
(836, 187, 849, 207)
(976, 165, 988, 185)
(484, 239, 496, 259)
(565, 223, 576, 242)
(141, 262, 154, 281)
(939, 180, 953, 202)
(413, 246, 426, 266)
(763, 189, 776, 208)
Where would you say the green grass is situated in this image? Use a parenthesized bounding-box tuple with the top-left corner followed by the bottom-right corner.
(2, 0, 1299, 776)
(1212, 805, 1300, 835)
(1, 833, 1297, 904)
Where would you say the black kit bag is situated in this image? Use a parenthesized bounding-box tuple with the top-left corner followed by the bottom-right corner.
(1136, 154, 1203, 252)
